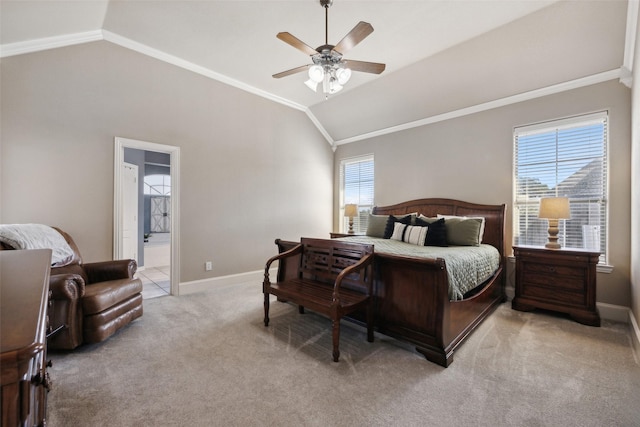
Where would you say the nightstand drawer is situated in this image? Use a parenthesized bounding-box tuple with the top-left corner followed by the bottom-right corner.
(520, 268, 585, 292)
(519, 283, 586, 305)
(521, 261, 585, 279)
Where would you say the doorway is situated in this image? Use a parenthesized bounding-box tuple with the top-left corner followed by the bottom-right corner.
(114, 137, 181, 296)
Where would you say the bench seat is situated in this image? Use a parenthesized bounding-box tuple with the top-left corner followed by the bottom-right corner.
(263, 237, 374, 362)
(268, 278, 371, 313)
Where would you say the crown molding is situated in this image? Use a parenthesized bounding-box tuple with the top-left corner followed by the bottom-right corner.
(0, 30, 103, 58)
(101, 31, 335, 147)
(623, 0, 639, 72)
(333, 69, 622, 146)
(101, 30, 305, 112)
(0, 29, 335, 147)
(0, 15, 632, 150)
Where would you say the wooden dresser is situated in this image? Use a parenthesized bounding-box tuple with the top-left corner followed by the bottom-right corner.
(1, 249, 52, 427)
(512, 246, 600, 326)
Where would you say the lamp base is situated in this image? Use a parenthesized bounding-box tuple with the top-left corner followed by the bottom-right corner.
(348, 218, 355, 234)
(545, 219, 561, 249)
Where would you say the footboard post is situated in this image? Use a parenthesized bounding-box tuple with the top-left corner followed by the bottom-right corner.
(263, 278, 270, 327)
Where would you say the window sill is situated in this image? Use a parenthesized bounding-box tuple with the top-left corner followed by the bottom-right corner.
(596, 264, 613, 274)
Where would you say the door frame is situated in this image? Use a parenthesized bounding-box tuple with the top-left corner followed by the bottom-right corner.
(122, 161, 139, 264)
(114, 137, 181, 296)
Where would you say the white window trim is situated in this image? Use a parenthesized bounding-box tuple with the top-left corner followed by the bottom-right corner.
(512, 111, 610, 265)
(339, 154, 374, 233)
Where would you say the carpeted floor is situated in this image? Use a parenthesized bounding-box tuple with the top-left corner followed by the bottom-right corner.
(48, 281, 640, 426)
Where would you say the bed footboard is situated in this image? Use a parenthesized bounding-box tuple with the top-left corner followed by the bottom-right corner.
(275, 239, 506, 367)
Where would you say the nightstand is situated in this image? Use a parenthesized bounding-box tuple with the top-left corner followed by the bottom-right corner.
(512, 246, 600, 326)
(330, 232, 358, 238)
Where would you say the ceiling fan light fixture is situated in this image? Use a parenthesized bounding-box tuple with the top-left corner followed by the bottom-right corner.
(335, 67, 351, 85)
(304, 78, 319, 92)
(308, 65, 325, 83)
(273, 0, 385, 98)
(327, 76, 343, 94)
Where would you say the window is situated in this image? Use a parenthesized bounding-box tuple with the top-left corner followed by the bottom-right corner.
(144, 174, 171, 196)
(514, 112, 608, 263)
(340, 155, 374, 234)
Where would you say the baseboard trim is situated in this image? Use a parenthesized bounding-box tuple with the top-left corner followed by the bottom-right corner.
(629, 310, 640, 365)
(501, 286, 630, 324)
(178, 268, 277, 295)
(180, 271, 635, 328)
(505, 285, 515, 301)
(596, 302, 631, 323)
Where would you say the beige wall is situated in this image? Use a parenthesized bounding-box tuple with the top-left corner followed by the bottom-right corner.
(0, 41, 333, 283)
(335, 80, 632, 307)
(631, 11, 640, 337)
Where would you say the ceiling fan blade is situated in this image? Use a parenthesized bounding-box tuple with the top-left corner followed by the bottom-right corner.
(272, 65, 310, 79)
(276, 32, 318, 56)
(344, 60, 386, 74)
(333, 21, 374, 55)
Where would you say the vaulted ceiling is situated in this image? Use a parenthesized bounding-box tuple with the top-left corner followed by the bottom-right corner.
(1, 1, 636, 146)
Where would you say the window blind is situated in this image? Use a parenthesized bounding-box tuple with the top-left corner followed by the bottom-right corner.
(340, 155, 374, 233)
(514, 112, 608, 262)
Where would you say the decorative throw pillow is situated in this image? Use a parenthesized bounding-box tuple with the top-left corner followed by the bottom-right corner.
(415, 216, 448, 247)
(390, 223, 428, 246)
(439, 217, 483, 246)
(366, 214, 389, 238)
(383, 214, 413, 239)
(437, 214, 486, 243)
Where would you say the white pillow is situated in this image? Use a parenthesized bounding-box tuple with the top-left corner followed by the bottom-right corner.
(390, 223, 428, 246)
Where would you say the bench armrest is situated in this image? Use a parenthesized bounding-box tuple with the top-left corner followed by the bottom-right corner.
(333, 252, 375, 299)
(263, 243, 302, 283)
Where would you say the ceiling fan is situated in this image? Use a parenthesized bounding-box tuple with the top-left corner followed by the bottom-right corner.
(272, 0, 386, 95)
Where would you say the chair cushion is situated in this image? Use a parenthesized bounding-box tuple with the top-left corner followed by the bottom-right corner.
(82, 278, 143, 315)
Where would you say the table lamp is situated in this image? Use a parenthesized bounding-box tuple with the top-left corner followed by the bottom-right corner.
(538, 197, 570, 249)
(344, 204, 358, 234)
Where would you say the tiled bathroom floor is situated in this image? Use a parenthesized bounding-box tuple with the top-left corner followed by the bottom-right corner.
(138, 266, 170, 299)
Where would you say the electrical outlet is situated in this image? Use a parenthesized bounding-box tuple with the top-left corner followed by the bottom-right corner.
(205, 261, 212, 271)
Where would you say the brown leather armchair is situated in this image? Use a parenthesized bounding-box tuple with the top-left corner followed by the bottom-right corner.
(0, 227, 142, 350)
(42, 228, 143, 350)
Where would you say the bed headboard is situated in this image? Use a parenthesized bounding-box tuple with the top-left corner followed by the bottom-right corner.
(372, 198, 506, 259)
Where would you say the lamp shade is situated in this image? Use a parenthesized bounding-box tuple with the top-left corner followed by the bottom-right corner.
(336, 67, 352, 85)
(304, 79, 318, 92)
(308, 65, 324, 83)
(344, 204, 358, 218)
(538, 197, 571, 219)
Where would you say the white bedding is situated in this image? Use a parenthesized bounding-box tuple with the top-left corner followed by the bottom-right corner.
(0, 224, 74, 266)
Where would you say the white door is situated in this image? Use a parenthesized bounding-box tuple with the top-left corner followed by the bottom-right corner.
(122, 162, 138, 262)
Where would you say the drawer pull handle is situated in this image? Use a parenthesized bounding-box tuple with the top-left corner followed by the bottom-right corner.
(548, 267, 556, 273)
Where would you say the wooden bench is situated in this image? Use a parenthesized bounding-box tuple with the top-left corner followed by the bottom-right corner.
(263, 238, 374, 362)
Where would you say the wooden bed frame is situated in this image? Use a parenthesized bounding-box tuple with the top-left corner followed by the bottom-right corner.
(275, 198, 507, 367)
